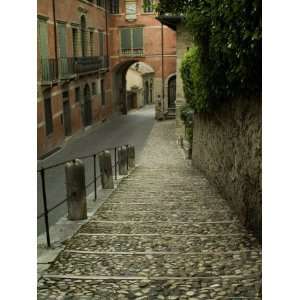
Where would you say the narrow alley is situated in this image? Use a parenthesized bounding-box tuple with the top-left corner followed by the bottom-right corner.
(37, 120, 261, 299)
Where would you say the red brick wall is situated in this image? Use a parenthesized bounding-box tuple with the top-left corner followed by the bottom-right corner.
(37, 0, 176, 158)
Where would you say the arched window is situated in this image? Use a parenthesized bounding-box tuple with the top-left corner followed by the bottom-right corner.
(80, 15, 87, 57)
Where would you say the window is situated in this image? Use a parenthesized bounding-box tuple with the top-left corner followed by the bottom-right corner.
(125, 0, 136, 20)
(143, 0, 154, 13)
(92, 82, 97, 95)
(97, 0, 105, 7)
(90, 31, 94, 56)
(44, 97, 53, 136)
(38, 19, 50, 81)
(110, 0, 119, 14)
(99, 31, 105, 56)
(62, 90, 69, 99)
(57, 23, 67, 58)
(72, 28, 79, 57)
(120, 27, 143, 56)
(75, 87, 81, 102)
(101, 79, 105, 105)
(81, 16, 87, 57)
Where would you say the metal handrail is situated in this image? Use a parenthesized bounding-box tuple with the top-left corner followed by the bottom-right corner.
(38, 144, 130, 248)
(37, 144, 129, 172)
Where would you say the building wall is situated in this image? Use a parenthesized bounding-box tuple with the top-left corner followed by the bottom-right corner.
(37, 0, 177, 158)
(192, 96, 262, 240)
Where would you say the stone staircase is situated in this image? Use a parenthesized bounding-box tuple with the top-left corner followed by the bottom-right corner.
(37, 120, 261, 300)
(165, 107, 176, 120)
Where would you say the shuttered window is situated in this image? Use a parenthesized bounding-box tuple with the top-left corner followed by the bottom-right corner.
(57, 23, 67, 58)
(38, 19, 48, 59)
(120, 27, 144, 56)
(132, 27, 143, 50)
(110, 0, 119, 14)
(38, 19, 50, 81)
(143, 0, 154, 13)
(90, 31, 94, 56)
(72, 28, 79, 57)
(99, 32, 105, 56)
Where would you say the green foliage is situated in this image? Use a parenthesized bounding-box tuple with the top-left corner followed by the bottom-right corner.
(180, 103, 194, 144)
(158, 0, 262, 112)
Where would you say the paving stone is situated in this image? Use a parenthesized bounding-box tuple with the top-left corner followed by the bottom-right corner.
(38, 120, 261, 299)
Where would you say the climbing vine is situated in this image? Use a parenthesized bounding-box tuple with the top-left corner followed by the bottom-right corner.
(157, 0, 262, 112)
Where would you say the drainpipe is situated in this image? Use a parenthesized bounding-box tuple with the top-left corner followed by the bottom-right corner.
(105, 0, 109, 69)
(52, 0, 59, 78)
(161, 22, 165, 113)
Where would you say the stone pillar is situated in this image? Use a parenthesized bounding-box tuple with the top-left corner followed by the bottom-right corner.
(127, 145, 135, 169)
(118, 146, 128, 175)
(65, 159, 87, 221)
(98, 151, 114, 189)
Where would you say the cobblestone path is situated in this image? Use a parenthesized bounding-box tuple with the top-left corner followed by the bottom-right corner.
(38, 120, 262, 300)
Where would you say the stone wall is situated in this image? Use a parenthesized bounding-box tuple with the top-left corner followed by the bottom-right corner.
(192, 96, 261, 240)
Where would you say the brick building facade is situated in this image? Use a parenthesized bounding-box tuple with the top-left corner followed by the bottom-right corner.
(37, 0, 176, 158)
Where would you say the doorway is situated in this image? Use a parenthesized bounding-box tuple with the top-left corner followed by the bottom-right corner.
(168, 75, 176, 109)
(83, 84, 92, 127)
(62, 91, 72, 136)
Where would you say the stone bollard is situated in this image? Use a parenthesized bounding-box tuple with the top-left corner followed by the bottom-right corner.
(98, 151, 114, 189)
(127, 145, 135, 169)
(65, 159, 87, 221)
(118, 146, 128, 175)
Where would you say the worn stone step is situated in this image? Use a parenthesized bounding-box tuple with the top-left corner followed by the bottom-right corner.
(92, 210, 236, 222)
(37, 276, 261, 299)
(100, 202, 230, 212)
(64, 234, 260, 253)
(47, 251, 261, 278)
(78, 221, 246, 235)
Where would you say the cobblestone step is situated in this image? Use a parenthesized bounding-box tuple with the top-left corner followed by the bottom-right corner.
(79, 221, 246, 235)
(63, 234, 260, 253)
(92, 210, 236, 222)
(38, 120, 261, 298)
(100, 203, 230, 211)
(38, 276, 261, 299)
(46, 251, 261, 278)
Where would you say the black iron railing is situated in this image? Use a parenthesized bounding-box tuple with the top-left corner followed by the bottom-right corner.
(74, 56, 108, 74)
(120, 49, 144, 57)
(37, 144, 130, 248)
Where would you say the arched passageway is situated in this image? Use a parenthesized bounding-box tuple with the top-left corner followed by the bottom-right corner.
(112, 60, 155, 114)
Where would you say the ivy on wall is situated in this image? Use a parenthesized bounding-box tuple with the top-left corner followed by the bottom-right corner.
(158, 0, 262, 112)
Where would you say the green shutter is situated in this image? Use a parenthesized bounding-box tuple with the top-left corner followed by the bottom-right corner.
(132, 27, 143, 49)
(57, 23, 67, 58)
(57, 23, 68, 77)
(38, 20, 49, 58)
(38, 19, 50, 80)
(121, 28, 131, 51)
(99, 32, 104, 56)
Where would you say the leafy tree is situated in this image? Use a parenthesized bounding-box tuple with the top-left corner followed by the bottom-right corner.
(158, 0, 262, 112)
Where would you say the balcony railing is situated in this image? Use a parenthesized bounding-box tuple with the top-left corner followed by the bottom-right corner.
(40, 58, 58, 83)
(74, 56, 108, 74)
(39, 56, 108, 84)
(120, 49, 144, 57)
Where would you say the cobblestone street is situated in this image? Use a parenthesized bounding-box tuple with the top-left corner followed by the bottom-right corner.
(38, 120, 261, 299)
